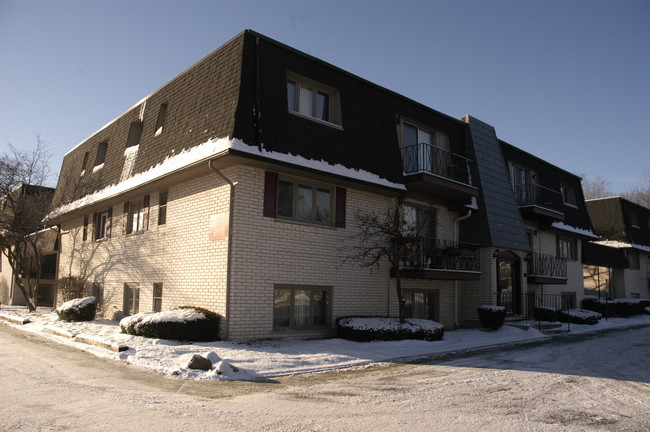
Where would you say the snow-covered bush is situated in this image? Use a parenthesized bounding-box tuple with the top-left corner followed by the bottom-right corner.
(477, 305, 506, 330)
(56, 296, 97, 322)
(120, 306, 220, 341)
(533, 306, 557, 322)
(581, 297, 617, 317)
(336, 317, 444, 342)
(613, 299, 650, 317)
(557, 309, 601, 325)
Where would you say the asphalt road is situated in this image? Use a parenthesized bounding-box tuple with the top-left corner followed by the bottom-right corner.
(1, 323, 648, 431)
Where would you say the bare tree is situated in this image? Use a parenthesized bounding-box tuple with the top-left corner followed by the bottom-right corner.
(622, 170, 650, 208)
(0, 137, 55, 311)
(579, 173, 613, 200)
(341, 199, 423, 322)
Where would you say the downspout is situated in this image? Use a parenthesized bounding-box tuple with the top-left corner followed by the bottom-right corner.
(453, 207, 473, 328)
(209, 159, 235, 340)
(253, 36, 262, 151)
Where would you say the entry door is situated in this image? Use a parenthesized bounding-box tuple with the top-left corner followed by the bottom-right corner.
(497, 252, 521, 315)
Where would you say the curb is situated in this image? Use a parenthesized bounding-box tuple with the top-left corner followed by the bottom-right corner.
(0, 313, 31, 325)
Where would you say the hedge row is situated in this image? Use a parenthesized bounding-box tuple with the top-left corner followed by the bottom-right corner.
(120, 307, 220, 342)
(337, 317, 444, 342)
(581, 298, 650, 318)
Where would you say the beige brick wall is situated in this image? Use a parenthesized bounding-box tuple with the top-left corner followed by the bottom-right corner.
(58, 169, 232, 325)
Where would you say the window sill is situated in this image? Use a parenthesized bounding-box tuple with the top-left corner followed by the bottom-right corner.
(289, 111, 343, 130)
(274, 217, 338, 230)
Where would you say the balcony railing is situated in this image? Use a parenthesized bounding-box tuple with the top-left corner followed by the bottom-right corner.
(401, 237, 480, 272)
(526, 252, 567, 279)
(513, 183, 563, 214)
(401, 143, 475, 187)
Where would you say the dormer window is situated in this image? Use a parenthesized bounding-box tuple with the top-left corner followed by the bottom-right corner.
(561, 185, 577, 207)
(93, 142, 108, 171)
(287, 73, 341, 126)
(126, 121, 143, 148)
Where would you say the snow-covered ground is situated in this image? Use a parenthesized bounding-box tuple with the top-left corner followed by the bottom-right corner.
(1, 305, 648, 381)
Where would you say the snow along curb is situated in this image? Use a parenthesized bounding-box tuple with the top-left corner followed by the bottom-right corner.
(42, 325, 78, 339)
(379, 321, 650, 367)
(73, 334, 129, 352)
(0, 313, 31, 325)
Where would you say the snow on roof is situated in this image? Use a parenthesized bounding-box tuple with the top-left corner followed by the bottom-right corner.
(48, 137, 405, 221)
(594, 240, 650, 253)
(550, 221, 599, 239)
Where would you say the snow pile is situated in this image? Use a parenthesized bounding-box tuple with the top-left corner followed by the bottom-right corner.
(57, 296, 96, 313)
(562, 309, 602, 320)
(478, 305, 505, 312)
(120, 308, 206, 329)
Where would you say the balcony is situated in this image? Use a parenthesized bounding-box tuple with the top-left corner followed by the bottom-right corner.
(401, 143, 478, 202)
(513, 183, 565, 222)
(394, 237, 481, 281)
(526, 252, 567, 284)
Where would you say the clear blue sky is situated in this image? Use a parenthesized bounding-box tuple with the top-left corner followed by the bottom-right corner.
(1, 0, 648, 193)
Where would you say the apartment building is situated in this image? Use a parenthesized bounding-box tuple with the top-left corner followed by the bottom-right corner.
(47, 30, 595, 339)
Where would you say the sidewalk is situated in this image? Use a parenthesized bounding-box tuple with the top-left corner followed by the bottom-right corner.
(1, 305, 649, 381)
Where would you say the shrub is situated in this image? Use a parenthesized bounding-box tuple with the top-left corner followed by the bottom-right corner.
(557, 309, 602, 325)
(57, 276, 86, 302)
(613, 299, 648, 317)
(533, 306, 557, 322)
(57, 296, 97, 322)
(336, 317, 444, 342)
(581, 297, 617, 317)
(477, 305, 506, 330)
(120, 306, 220, 341)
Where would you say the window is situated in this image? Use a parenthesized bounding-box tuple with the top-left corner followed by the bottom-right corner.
(158, 190, 168, 225)
(561, 185, 577, 207)
(94, 142, 108, 170)
(124, 195, 149, 234)
(264, 172, 346, 227)
(402, 204, 436, 238)
(399, 121, 450, 174)
(404, 290, 439, 321)
(126, 200, 144, 234)
(126, 121, 143, 148)
(123, 283, 140, 316)
(81, 151, 89, 176)
(88, 283, 103, 312)
(630, 212, 640, 228)
(273, 285, 331, 329)
(557, 236, 577, 261)
(286, 75, 341, 126)
(154, 103, 168, 136)
(628, 251, 640, 269)
(631, 292, 640, 299)
(93, 209, 111, 240)
(278, 180, 332, 225)
(153, 283, 163, 312)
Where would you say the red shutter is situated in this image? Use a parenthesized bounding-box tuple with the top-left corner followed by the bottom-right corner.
(263, 171, 278, 218)
(106, 207, 113, 238)
(143, 194, 150, 231)
(335, 187, 346, 228)
(123, 202, 130, 235)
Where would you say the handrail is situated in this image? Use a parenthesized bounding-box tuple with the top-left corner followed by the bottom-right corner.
(527, 252, 567, 279)
(512, 183, 563, 213)
(401, 237, 480, 272)
(401, 143, 475, 186)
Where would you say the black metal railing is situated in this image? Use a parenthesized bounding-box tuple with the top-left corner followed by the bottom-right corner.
(498, 291, 575, 318)
(527, 252, 567, 279)
(401, 143, 475, 186)
(512, 183, 563, 213)
(401, 237, 480, 272)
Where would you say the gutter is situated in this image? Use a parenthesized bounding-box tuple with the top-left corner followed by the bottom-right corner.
(208, 159, 235, 340)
